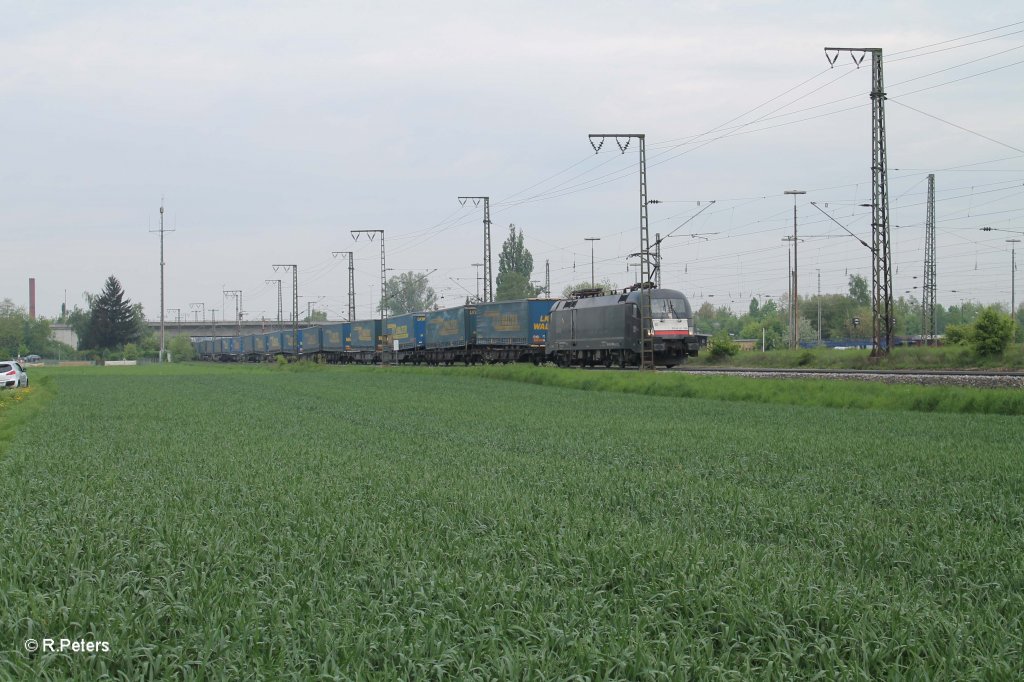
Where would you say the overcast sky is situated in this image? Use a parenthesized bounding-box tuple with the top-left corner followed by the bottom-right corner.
(4, 1, 1023, 323)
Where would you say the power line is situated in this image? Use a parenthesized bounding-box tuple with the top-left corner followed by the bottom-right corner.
(889, 99, 1024, 154)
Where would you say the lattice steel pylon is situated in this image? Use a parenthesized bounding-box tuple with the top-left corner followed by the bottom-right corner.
(271, 265, 298, 351)
(589, 133, 653, 369)
(654, 233, 661, 288)
(922, 174, 937, 345)
(265, 279, 282, 330)
(458, 197, 492, 302)
(223, 289, 242, 337)
(826, 47, 893, 357)
(331, 251, 356, 320)
(350, 231, 385, 354)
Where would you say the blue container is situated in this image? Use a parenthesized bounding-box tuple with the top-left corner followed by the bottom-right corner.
(241, 335, 256, 354)
(426, 306, 476, 349)
(385, 313, 427, 350)
(321, 323, 349, 352)
(475, 299, 554, 347)
(253, 334, 267, 354)
(349, 320, 381, 351)
(265, 332, 284, 354)
(282, 330, 297, 354)
(299, 327, 322, 354)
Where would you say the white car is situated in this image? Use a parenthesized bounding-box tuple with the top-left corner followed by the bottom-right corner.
(1, 360, 28, 388)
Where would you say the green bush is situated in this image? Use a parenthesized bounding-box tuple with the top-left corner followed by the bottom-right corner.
(168, 334, 196, 362)
(944, 323, 971, 345)
(972, 307, 1014, 356)
(122, 343, 140, 360)
(708, 331, 739, 360)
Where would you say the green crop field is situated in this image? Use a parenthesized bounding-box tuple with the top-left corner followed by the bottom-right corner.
(1, 364, 1021, 679)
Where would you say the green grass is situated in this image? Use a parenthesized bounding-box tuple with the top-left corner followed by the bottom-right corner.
(0, 373, 55, 456)
(1, 364, 1022, 679)
(440, 363, 1024, 416)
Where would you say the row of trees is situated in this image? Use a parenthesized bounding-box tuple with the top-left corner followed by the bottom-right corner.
(692, 274, 1024, 348)
(0, 300, 74, 358)
(2, 276, 197, 361)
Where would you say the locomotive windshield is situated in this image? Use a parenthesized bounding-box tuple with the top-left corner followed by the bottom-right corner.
(649, 297, 689, 320)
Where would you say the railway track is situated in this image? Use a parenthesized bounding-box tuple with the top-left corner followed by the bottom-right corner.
(661, 366, 1024, 388)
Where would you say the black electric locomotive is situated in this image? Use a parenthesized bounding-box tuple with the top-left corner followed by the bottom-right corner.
(546, 286, 705, 368)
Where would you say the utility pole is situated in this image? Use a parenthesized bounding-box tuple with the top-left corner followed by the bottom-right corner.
(1009, 239, 1020, 333)
(458, 197, 492, 302)
(922, 174, 937, 346)
(351, 231, 385, 354)
(272, 265, 298, 350)
(210, 309, 218, 337)
(784, 190, 806, 349)
(585, 237, 601, 288)
(189, 302, 205, 324)
(826, 46, 893, 357)
(150, 200, 175, 363)
(545, 259, 550, 297)
(817, 270, 822, 346)
(331, 251, 356, 321)
(223, 290, 242, 337)
(471, 263, 483, 303)
(266, 279, 283, 330)
(781, 236, 797, 347)
(589, 133, 652, 369)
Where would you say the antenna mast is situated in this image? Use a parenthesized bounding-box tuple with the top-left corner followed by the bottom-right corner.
(150, 199, 175, 362)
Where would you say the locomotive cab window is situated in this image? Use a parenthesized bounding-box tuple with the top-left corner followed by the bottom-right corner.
(649, 298, 688, 319)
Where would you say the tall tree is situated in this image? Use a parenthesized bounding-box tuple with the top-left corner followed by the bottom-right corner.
(383, 272, 437, 315)
(496, 224, 537, 301)
(84, 276, 141, 349)
(304, 310, 328, 323)
(0, 299, 23, 357)
(848, 274, 869, 306)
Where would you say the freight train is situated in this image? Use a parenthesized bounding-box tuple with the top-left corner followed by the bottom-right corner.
(194, 285, 708, 368)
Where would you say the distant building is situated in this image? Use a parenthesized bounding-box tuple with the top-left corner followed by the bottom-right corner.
(51, 323, 79, 350)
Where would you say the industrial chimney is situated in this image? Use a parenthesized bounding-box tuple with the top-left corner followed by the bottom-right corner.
(29, 278, 36, 321)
